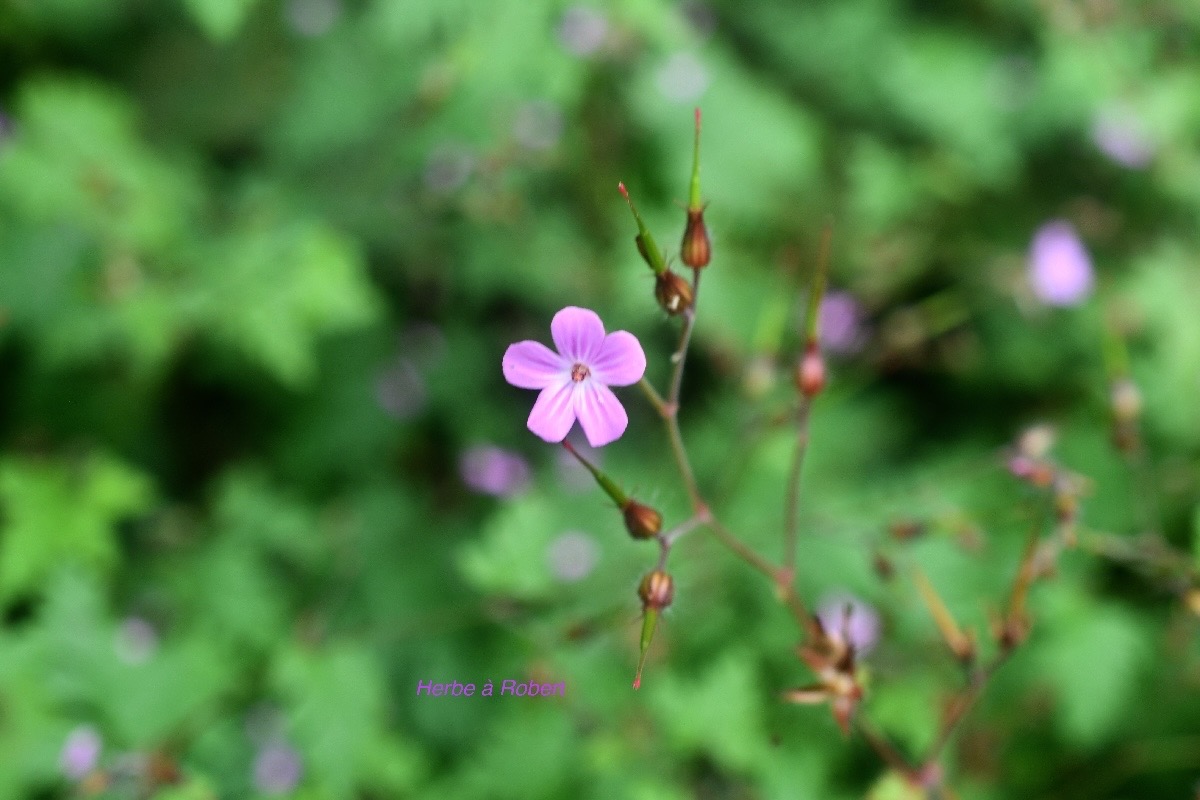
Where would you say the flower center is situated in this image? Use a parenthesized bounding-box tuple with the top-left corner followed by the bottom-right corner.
(570, 362, 590, 382)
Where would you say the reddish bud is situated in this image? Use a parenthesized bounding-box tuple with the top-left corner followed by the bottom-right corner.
(622, 500, 663, 540)
(638, 570, 675, 610)
(795, 341, 826, 398)
(654, 269, 694, 316)
(680, 209, 711, 269)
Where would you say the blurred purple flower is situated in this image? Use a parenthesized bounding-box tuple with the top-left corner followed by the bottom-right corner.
(656, 53, 710, 103)
(546, 530, 599, 582)
(285, 0, 340, 37)
(1027, 221, 1094, 307)
(254, 742, 303, 795)
(1028, 221, 1094, 307)
(819, 292, 866, 356)
(60, 726, 102, 781)
(375, 358, 426, 419)
(114, 617, 158, 665)
(423, 144, 474, 194)
(459, 445, 531, 497)
(558, 6, 608, 57)
(1092, 106, 1154, 169)
(513, 100, 564, 152)
(817, 592, 880, 655)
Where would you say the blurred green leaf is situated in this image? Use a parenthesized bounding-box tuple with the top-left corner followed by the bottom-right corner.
(0, 455, 152, 599)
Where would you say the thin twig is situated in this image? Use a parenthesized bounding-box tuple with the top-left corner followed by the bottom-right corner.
(857, 713, 917, 779)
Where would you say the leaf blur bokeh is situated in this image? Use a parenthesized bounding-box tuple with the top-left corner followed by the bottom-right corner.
(1, 0, 1199, 798)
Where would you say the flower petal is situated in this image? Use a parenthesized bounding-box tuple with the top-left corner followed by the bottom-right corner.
(590, 330, 646, 387)
(503, 340, 566, 389)
(574, 381, 628, 447)
(527, 380, 577, 442)
(551, 306, 605, 363)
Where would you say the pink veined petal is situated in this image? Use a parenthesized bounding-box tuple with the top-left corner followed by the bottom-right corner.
(527, 379, 577, 443)
(503, 340, 567, 389)
(574, 381, 628, 448)
(551, 306, 606, 363)
(589, 330, 646, 387)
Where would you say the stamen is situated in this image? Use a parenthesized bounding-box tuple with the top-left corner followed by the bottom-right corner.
(571, 363, 590, 382)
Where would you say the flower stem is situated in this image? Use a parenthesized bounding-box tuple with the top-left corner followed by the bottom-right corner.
(856, 712, 917, 779)
(668, 272, 701, 407)
(638, 377, 669, 419)
(782, 395, 813, 575)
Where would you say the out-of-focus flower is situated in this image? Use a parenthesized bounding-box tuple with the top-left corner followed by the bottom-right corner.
(680, 0, 717, 39)
(1092, 106, 1154, 169)
(513, 100, 563, 152)
(656, 53, 710, 103)
(818, 292, 866, 356)
(114, 617, 158, 665)
(817, 592, 880, 656)
(253, 742, 303, 795)
(502, 307, 646, 447)
(375, 358, 426, 419)
(60, 726, 102, 781)
(546, 530, 599, 582)
(558, 6, 608, 57)
(285, 0, 341, 37)
(423, 144, 475, 194)
(459, 445, 531, 497)
(1027, 221, 1094, 307)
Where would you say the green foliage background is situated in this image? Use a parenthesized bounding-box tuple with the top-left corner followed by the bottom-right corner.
(1, 0, 1199, 798)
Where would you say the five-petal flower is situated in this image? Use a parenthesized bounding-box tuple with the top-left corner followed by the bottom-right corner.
(502, 307, 646, 447)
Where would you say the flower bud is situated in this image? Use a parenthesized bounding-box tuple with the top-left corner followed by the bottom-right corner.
(633, 570, 675, 690)
(680, 209, 711, 269)
(638, 570, 675, 610)
(795, 341, 825, 398)
(619, 183, 668, 276)
(622, 500, 662, 540)
(654, 269, 694, 316)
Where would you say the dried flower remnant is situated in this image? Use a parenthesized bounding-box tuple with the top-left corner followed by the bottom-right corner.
(817, 593, 881, 656)
(459, 445, 531, 497)
(502, 307, 646, 447)
(1027, 221, 1094, 307)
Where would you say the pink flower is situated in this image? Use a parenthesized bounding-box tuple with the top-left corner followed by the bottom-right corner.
(502, 307, 646, 447)
(1028, 221, 1094, 307)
